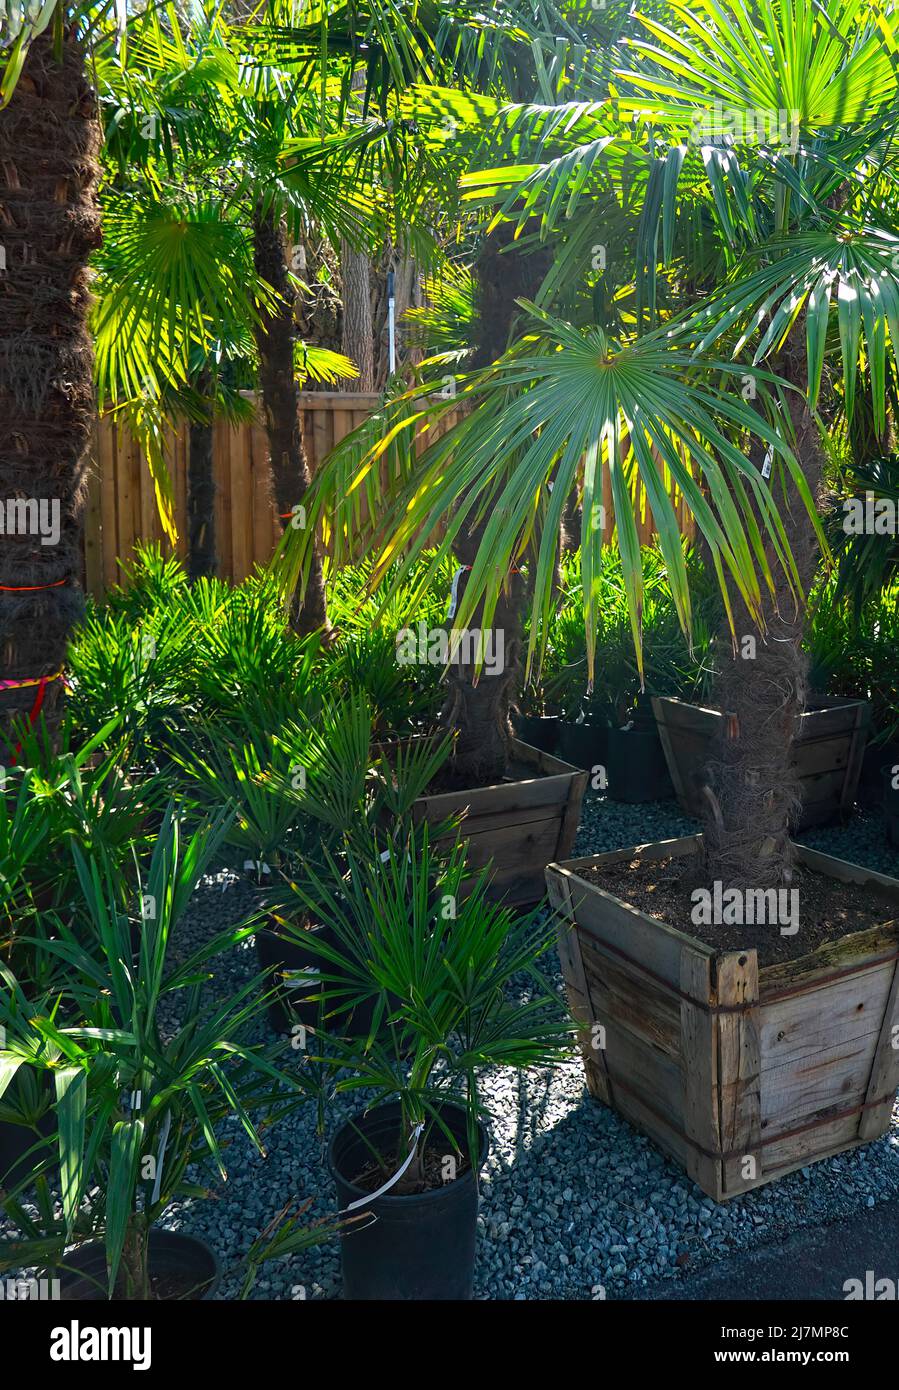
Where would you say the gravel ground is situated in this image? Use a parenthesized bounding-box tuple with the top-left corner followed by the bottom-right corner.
(155, 792, 899, 1301)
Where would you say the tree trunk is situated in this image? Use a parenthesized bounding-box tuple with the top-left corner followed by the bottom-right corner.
(252, 207, 328, 635)
(701, 378, 825, 890)
(440, 226, 553, 789)
(292, 231, 343, 354)
(441, 518, 527, 788)
(187, 384, 216, 580)
(340, 237, 375, 391)
(121, 1219, 150, 1301)
(0, 31, 101, 758)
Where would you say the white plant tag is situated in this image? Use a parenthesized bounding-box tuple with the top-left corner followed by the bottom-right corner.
(342, 1123, 426, 1211)
(446, 566, 466, 621)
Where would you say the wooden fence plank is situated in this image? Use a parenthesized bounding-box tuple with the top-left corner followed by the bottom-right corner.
(83, 454, 103, 596)
(81, 394, 696, 596)
(95, 420, 118, 590)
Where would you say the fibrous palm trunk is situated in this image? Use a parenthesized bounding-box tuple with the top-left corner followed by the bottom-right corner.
(701, 375, 825, 889)
(0, 31, 101, 757)
(187, 419, 216, 580)
(187, 366, 216, 579)
(440, 225, 552, 789)
(252, 207, 328, 636)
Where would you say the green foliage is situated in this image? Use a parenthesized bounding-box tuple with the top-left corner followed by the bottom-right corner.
(807, 576, 899, 744)
(274, 691, 454, 857)
(0, 805, 308, 1298)
(523, 547, 720, 721)
(326, 553, 455, 730)
(67, 545, 460, 767)
(822, 455, 899, 616)
(281, 826, 574, 1168)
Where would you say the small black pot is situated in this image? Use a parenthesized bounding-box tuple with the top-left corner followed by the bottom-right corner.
(56, 1230, 220, 1301)
(606, 725, 674, 803)
(515, 714, 560, 755)
(884, 763, 899, 849)
(0, 1118, 56, 1193)
(256, 922, 381, 1039)
(256, 922, 331, 1034)
(859, 742, 899, 807)
(328, 1102, 489, 1301)
(557, 719, 609, 774)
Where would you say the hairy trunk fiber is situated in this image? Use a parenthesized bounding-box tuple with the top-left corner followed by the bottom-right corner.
(187, 371, 216, 579)
(0, 32, 101, 759)
(701, 385, 825, 889)
(252, 208, 328, 636)
(440, 226, 552, 789)
(292, 232, 343, 353)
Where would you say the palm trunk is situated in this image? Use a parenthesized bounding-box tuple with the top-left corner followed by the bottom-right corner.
(441, 226, 552, 789)
(292, 231, 343, 352)
(187, 370, 216, 579)
(121, 1219, 150, 1301)
(340, 237, 375, 392)
(701, 381, 825, 889)
(252, 208, 328, 635)
(0, 31, 101, 757)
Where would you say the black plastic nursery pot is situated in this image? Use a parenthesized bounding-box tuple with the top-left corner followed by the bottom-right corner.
(556, 718, 609, 775)
(884, 763, 899, 848)
(858, 740, 899, 806)
(255, 920, 331, 1034)
(514, 713, 560, 754)
(256, 921, 380, 1039)
(328, 1102, 489, 1301)
(56, 1230, 220, 1301)
(0, 1115, 55, 1192)
(605, 725, 674, 803)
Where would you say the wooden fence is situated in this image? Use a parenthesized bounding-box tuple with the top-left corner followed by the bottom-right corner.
(83, 392, 385, 596)
(81, 390, 696, 598)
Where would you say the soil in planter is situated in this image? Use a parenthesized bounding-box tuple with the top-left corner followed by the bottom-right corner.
(425, 755, 546, 795)
(577, 855, 896, 966)
(353, 1137, 472, 1196)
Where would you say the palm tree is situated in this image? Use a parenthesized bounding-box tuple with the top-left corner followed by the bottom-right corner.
(99, 0, 445, 628)
(275, 1, 812, 795)
(252, 203, 331, 631)
(291, 0, 899, 886)
(0, 10, 109, 755)
(607, 0, 899, 888)
(95, 4, 355, 617)
(272, 0, 632, 783)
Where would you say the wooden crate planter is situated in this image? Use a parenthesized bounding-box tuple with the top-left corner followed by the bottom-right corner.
(653, 695, 870, 829)
(414, 739, 588, 907)
(546, 836, 899, 1201)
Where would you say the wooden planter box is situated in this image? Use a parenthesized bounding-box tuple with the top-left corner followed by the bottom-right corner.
(653, 695, 870, 828)
(546, 836, 899, 1201)
(414, 739, 588, 907)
